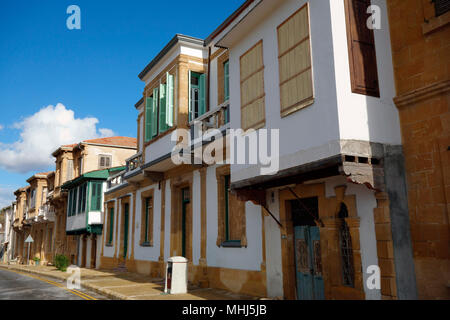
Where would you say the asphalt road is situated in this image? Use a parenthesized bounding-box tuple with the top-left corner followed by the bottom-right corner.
(0, 268, 106, 300)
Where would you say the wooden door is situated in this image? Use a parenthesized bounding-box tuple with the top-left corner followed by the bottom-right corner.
(294, 226, 324, 300)
(90, 235, 97, 269)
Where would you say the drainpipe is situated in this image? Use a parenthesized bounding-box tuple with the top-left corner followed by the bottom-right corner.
(206, 46, 211, 112)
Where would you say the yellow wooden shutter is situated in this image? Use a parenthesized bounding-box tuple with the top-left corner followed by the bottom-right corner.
(277, 3, 314, 117)
(240, 40, 266, 130)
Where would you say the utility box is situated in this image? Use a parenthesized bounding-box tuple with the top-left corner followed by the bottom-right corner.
(164, 256, 188, 294)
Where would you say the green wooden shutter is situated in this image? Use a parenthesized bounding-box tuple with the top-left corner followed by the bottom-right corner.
(91, 182, 101, 211)
(188, 71, 192, 122)
(72, 188, 78, 215)
(152, 88, 159, 138)
(96, 183, 102, 211)
(145, 97, 153, 141)
(68, 191, 72, 217)
(159, 83, 167, 133)
(224, 61, 230, 101)
(166, 73, 174, 127)
(199, 73, 206, 116)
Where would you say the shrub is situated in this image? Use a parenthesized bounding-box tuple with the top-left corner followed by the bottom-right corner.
(54, 254, 69, 272)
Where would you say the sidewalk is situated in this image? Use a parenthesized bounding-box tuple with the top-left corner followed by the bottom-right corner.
(0, 263, 257, 300)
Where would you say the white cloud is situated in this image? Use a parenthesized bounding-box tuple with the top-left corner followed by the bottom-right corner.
(0, 124, 3, 130)
(0, 186, 15, 209)
(0, 103, 114, 174)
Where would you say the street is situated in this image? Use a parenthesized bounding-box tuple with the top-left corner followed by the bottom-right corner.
(0, 268, 106, 300)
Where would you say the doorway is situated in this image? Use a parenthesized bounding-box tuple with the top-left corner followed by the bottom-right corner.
(291, 197, 324, 300)
(181, 188, 190, 258)
(123, 203, 129, 259)
(90, 235, 97, 269)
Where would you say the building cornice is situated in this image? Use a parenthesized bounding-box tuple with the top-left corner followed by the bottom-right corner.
(394, 80, 450, 108)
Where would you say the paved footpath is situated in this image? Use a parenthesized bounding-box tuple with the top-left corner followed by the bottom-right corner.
(0, 264, 256, 300)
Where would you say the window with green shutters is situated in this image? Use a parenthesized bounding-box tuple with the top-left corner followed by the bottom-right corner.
(189, 71, 206, 121)
(151, 87, 159, 138)
(159, 73, 174, 133)
(144, 72, 174, 141)
(72, 187, 78, 215)
(90, 182, 102, 211)
(67, 190, 73, 217)
(81, 184, 87, 213)
(224, 60, 230, 101)
(145, 96, 153, 142)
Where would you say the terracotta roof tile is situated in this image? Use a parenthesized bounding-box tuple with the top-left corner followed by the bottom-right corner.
(82, 136, 137, 148)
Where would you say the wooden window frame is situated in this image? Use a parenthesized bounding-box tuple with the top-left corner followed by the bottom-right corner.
(140, 189, 154, 247)
(215, 165, 247, 248)
(344, 0, 380, 98)
(189, 71, 206, 121)
(98, 155, 112, 170)
(106, 203, 115, 246)
(144, 72, 175, 143)
(239, 40, 266, 131)
(277, 3, 315, 117)
(90, 181, 102, 211)
(217, 50, 230, 105)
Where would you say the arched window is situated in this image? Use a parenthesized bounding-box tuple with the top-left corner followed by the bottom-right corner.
(338, 203, 354, 287)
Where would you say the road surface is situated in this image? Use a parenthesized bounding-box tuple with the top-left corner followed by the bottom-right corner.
(0, 268, 107, 300)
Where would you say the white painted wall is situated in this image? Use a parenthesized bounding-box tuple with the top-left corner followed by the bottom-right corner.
(164, 179, 172, 261)
(144, 133, 176, 164)
(205, 165, 263, 271)
(192, 170, 201, 265)
(227, 0, 340, 183)
(134, 184, 161, 262)
(330, 0, 401, 145)
(66, 213, 86, 232)
(102, 199, 117, 258)
(212, 0, 400, 184)
(86, 237, 91, 268)
(264, 189, 284, 298)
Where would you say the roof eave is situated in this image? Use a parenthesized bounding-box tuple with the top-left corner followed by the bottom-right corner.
(138, 34, 205, 81)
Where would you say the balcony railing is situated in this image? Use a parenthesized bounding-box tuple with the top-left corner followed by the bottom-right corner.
(189, 101, 230, 135)
(107, 170, 126, 190)
(126, 153, 143, 173)
(38, 204, 56, 222)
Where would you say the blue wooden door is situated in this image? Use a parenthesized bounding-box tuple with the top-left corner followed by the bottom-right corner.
(294, 226, 324, 300)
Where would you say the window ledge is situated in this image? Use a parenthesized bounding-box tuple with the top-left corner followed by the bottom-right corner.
(140, 242, 153, 247)
(220, 241, 243, 248)
(422, 11, 450, 35)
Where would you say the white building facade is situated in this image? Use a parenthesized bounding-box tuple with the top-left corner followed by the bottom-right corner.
(101, 0, 416, 300)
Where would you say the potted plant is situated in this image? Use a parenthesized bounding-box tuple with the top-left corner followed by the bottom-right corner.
(32, 257, 40, 266)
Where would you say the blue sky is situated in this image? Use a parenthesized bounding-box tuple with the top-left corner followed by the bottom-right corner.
(0, 0, 243, 207)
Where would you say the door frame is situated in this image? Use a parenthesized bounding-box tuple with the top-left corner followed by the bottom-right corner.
(90, 234, 97, 269)
(279, 183, 326, 300)
(170, 172, 193, 260)
(119, 196, 131, 260)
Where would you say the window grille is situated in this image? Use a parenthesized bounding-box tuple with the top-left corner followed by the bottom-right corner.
(338, 203, 355, 287)
(433, 0, 450, 17)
